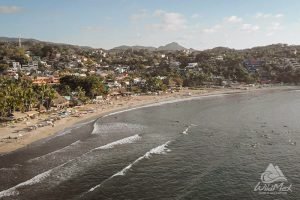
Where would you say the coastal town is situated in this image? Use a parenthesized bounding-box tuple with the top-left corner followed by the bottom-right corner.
(0, 38, 300, 152)
(2, 0, 300, 199)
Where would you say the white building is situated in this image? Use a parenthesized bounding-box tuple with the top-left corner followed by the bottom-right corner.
(12, 62, 21, 71)
(215, 55, 224, 61)
(186, 63, 198, 69)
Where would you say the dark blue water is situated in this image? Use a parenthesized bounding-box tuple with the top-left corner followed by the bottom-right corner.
(0, 89, 300, 200)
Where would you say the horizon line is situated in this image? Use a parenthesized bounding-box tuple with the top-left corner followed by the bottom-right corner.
(0, 35, 298, 51)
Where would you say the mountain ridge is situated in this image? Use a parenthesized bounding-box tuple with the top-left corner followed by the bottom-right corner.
(111, 42, 189, 51)
(0, 37, 93, 49)
(0, 36, 297, 52)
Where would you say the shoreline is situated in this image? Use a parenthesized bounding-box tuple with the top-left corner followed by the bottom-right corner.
(0, 86, 297, 154)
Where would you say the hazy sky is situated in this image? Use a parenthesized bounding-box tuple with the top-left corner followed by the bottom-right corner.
(1, 0, 300, 49)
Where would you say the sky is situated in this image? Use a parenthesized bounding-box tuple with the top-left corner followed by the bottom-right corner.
(1, 0, 300, 50)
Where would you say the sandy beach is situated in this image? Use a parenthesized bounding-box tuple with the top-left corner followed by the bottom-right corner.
(0, 86, 294, 154)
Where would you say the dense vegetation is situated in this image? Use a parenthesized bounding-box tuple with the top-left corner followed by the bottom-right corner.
(0, 75, 109, 118)
(59, 75, 106, 98)
(1, 39, 300, 119)
(1, 40, 300, 85)
(0, 78, 56, 118)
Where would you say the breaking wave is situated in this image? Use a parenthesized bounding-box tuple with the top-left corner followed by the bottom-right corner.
(55, 120, 95, 137)
(0, 169, 51, 198)
(28, 140, 81, 163)
(0, 132, 140, 199)
(182, 127, 190, 135)
(0, 164, 23, 172)
(182, 124, 198, 135)
(102, 94, 227, 118)
(88, 141, 171, 192)
(43, 119, 96, 143)
(94, 134, 141, 150)
(56, 129, 72, 137)
(0, 156, 78, 199)
(113, 141, 171, 176)
(92, 122, 145, 135)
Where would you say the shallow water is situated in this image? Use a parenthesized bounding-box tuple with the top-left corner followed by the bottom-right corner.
(0, 89, 300, 200)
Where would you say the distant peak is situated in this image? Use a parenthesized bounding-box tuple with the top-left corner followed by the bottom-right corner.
(158, 42, 186, 51)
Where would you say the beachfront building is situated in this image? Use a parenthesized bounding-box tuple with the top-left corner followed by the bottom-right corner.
(186, 63, 198, 69)
(52, 94, 70, 109)
(243, 59, 264, 73)
(215, 55, 224, 61)
(283, 58, 300, 69)
(32, 76, 60, 85)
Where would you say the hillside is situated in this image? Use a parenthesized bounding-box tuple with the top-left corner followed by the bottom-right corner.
(112, 42, 187, 52)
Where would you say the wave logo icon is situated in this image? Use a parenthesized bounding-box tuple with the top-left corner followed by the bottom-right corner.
(254, 163, 292, 195)
(261, 163, 287, 184)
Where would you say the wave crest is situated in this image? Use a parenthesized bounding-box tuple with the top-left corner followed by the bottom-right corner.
(92, 122, 145, 135)
(94, 134, 141, 150)
(87, 141, 171, 193)
(0, 169, 51, 198)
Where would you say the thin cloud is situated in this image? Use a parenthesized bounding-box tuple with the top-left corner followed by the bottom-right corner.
(275, 14, 284, 18)
(255, 12, 284, 19)
(149, 10, 187, 32)
(241, 24, 260, 32)
(0, 6, 22, 14)
(224, 16, 243, 23)
(203, 24, 222, 33)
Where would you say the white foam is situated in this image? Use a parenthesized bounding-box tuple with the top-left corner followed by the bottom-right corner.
(43, 119, 95, 143)
(56, 130, 72, 137)
(28, 140, 81, 163)
(92, 94, 226, 135)
(94, 134, 141, 150)
(0, 166, 19, 172)
(0, 164, 21, 172)
(1, 134, 142, 198)
(76, 119, 96, 127)
(0, 168, 51, 198)
(79, 135, 142, 158)
(102, 94, 227, 118)
(88, 184, 100, 192)
(91, 122, 99, 134)
(87, 141, 171, 192)
(92, 122, 145, 135)
(42, 129, 72, 144)
(182, 127, 189, 135)
(113, 140, 171, 177)
(0, 156, 78, 198)
(182, 124, 198, 135)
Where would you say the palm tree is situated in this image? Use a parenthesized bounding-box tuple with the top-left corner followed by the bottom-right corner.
(4, 83, 19, 116)
(16, 88, 26, 113)
(0, 91, 8, 117)
(23, 87, 37, 112)
(76, 86, 86, 102)
(63, 85, 71, 96)
(45, 87, 56, 110)
(37, 84, 48, 110)
(38, 84, 55, 110)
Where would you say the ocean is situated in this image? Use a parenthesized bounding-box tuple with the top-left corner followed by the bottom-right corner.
(0, 89, 300, 200)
